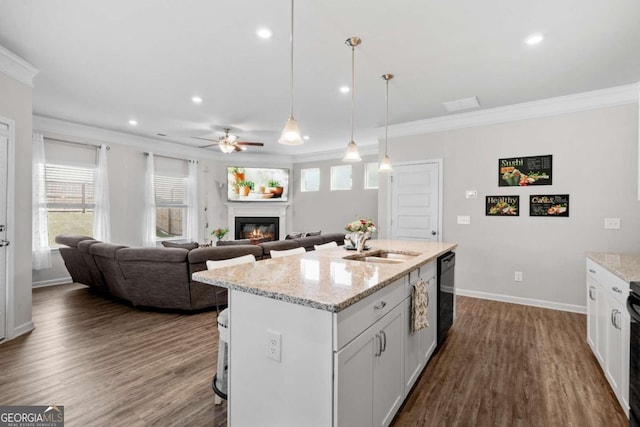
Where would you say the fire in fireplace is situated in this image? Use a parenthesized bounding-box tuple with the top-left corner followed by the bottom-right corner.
(235, 216, 279, 242)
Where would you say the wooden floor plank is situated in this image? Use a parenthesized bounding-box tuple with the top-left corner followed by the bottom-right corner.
(0, 284, 628, 426)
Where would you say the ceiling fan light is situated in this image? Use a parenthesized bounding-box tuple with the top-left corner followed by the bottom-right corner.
(219, 142, 236, 154)
(342, 140, 361, 162)
(278, 116, 303, 145)
(379, 154, 392, 172)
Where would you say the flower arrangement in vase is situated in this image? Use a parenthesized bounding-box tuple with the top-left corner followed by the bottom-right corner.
(345, 218, 376, 253)
(211, 227, 230, 242)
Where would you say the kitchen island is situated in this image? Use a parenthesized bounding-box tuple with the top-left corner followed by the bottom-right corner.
(192, 239, 457, 427)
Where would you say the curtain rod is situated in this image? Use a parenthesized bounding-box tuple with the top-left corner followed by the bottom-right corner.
(144, 152, 197, 163)
(44, 137, 110, 150)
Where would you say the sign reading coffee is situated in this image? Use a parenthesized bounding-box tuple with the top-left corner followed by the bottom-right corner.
(486, 195, 519, 216)
(530, 194, 569, 217)
(499, 155, 552, 186)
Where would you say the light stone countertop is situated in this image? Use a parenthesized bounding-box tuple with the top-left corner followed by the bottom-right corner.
(192, 240, 457, 312)
(587, 252, 640, 283)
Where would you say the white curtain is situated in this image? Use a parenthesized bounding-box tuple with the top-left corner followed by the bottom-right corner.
(32, 133, 52, 270)
(92, 145, 111, 242)
(185, 160, 199, 242)
(142, 153, 156, 247)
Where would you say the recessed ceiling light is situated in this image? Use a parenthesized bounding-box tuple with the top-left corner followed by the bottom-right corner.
(256, 28, 273, 39)
(339, 86, 350, 93)
(192, 96, 203, 104)
(128, 119, 138, 126)
(303, 135, 310, 140)
(525, 33, 544, 46)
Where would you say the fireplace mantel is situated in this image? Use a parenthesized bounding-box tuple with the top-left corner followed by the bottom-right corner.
(226, 203, 290, 241)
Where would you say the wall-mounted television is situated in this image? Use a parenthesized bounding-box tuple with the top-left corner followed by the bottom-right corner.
(227, 166, 290, 202)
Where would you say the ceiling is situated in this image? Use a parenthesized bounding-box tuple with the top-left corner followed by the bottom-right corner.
(0, 0, 639, 157)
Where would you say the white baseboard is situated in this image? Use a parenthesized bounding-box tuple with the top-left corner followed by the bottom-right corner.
(32, 277, 72, 288)
(456, 288, 586, 314)
(12, 320, 34, 339)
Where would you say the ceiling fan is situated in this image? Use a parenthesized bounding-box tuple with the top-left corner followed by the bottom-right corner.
(193, 128, 264, 153)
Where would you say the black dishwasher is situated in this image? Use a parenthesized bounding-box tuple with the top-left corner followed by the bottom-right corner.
(437, 251, 455, 347)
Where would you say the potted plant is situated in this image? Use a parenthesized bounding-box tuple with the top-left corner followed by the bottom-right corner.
(268, 179, 283, 198)
(211, 227, 230, 242)
(238, 180, 254, 196)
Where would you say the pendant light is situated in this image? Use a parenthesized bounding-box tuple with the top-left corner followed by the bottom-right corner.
(342, 37, 362, 162)
(379, 73, 393, 173)
(279, 0, 303, 145)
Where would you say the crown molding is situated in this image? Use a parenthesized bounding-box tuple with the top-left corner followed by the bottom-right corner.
(33, 115, 294, 165)
(0, 45, 39, 87)
(291, 143, 378, 164)
(383, 83, 640, 138)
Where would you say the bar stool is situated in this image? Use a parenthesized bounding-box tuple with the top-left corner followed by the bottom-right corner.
(206, 254, 256, 404)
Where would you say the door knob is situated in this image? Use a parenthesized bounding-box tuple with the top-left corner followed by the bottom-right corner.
(0, 240, 9, 247)
(431, 231, 437, 235)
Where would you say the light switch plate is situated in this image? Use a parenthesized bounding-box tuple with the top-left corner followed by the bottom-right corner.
(604, 218, 621, 230)
(465, 190, 478, 199)
(457, 216, 471, 225)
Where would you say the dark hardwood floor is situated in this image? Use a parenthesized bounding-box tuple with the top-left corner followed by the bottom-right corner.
(0, 284, 627, 427)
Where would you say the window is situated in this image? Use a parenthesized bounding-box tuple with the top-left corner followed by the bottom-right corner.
(365, 162, 379, 189)
(330, 165, 352, 191)
(45, 163, 95, 246)
(301, 168, 320, 192)
(154, 174, 187, 239)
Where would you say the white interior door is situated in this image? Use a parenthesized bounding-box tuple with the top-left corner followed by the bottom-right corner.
(0, 128, 8, 340)
(390, 162, 441, 241)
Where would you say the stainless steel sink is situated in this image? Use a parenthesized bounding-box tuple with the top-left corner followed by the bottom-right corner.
(344, 250, 419, 264)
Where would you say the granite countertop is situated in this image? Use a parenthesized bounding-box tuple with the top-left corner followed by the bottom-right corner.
(587, 252, 640, 283)
(192, 240, 457, 312)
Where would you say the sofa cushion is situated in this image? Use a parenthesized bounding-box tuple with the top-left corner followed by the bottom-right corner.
(77, 239, 101, 253)
(293, 235, 324, 251)
(285, 232, 304, 240)
(55, 234, 95, 248)
(259, 240, 300, 257)
(320, 232, 347, 245)
(189, 245, 264, 264)
(161, 241, 199, 250)
(305, 230, 321, 236)
(216, 239, 251, 246)
(117, 247, 188, 263)
(89, 243, 129, 259)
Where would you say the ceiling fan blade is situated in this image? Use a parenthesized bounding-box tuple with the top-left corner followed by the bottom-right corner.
(233, 145, 243, 152)
(198, 143, 218, 149)
(236, 142, 264, 146)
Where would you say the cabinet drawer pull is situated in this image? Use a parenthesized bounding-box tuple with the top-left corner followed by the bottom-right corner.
(612, 287, 622, 294)
(588, 268, 596, 274)
(374, 301, 387, 310)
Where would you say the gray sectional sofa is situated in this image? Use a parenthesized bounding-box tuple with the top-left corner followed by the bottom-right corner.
(55, 232, 346, 311)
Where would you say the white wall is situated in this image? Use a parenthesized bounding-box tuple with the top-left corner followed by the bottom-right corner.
(292, 155, 378, 235)
(0, 71, 33, 337)
(379, 103, 640, 310)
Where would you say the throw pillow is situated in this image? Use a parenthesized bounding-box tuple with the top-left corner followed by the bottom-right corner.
(161, 241, 199, 250)
(285, 232, 305, 240)
(305, 231, 321, 236)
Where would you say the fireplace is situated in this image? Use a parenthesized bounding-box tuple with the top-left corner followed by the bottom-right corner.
(235, 216, 279, 242)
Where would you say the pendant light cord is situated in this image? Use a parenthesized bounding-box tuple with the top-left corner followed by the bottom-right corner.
(384, 77, 389, 155)
(350, 44, 355, 142)
(289, 0, 295, 117)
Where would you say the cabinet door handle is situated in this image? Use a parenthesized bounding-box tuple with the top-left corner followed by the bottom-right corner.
(615, 311, 622, 330)
(374, 301, 387, 310)
(611, 310, 616, 327)
(381, 330, 387, 353)
(588, 287, 594, 301)
(612, 287, 622, 294)
(426, 291, 430, 307)
(589, 268, 596, 274)
(375, 334, 382, 357)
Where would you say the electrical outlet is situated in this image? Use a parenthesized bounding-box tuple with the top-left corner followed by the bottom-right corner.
(604, 218, 621, 230)
(266, 329, 282, 362)
(514, 271, 523, 282)
(457, 215, 471, 225)
(465, 190, 478, 199)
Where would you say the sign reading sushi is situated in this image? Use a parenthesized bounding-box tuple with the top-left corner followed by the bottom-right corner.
(530, 194, 569, 217)
(499, 155, 552, 186)
(486, 196, 519, 216)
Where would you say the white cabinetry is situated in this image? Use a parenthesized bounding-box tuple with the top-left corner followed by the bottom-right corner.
(404, 264, 437, 394)
(586, 258, 630, 416)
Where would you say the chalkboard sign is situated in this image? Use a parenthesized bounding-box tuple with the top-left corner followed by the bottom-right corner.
(486, 195, 519, 216)
(530, 194, 569, 217)
(499, 155, 552, 186)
